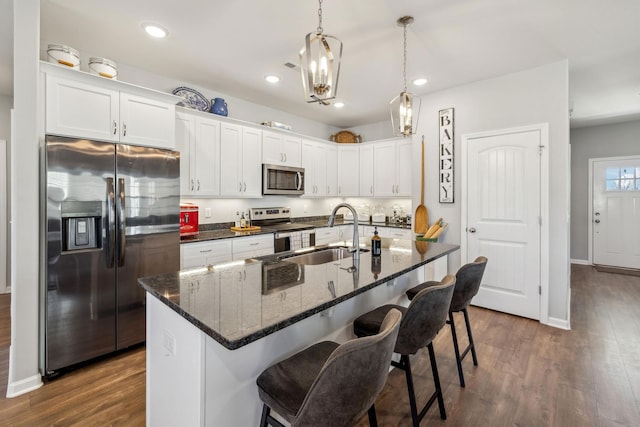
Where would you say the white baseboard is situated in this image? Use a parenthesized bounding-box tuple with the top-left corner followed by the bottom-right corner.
(5, 346, 42, 398)
(6, 374, 42, 398)
(570, 259, 589, 265)
(545, 316, 571, 330)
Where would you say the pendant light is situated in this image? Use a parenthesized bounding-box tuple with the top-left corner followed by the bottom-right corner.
(390, 16, 421, 137)
(299, 0, 343, 105)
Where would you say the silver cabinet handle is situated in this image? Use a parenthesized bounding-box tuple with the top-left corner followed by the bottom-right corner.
(113, 121, 117, 135)
(284, 153, 287, 162)
(197, 179, 200, 190)
(396, 184, 399, 193)
(243, 182, 247, 192)
(122, 123, 127, 137)
(327, 186, 330, 194)
(239, 182, 243, 192)
(339, 185, 341, 194)
(468, 227, 476, 233)
(191, 179, 195, 191)
(370, 185, 373, 194)
(200, 249, 213, 253)
(250, 242, 260, 246)
(280, 153, 284, 162)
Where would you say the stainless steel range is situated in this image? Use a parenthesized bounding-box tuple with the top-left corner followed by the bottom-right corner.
(250, 207, 316, 253)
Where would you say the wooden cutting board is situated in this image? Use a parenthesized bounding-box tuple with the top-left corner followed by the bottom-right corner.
(230, 226, 261, 232)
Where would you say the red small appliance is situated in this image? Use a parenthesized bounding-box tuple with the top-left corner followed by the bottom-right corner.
(180, 204, 199, 237)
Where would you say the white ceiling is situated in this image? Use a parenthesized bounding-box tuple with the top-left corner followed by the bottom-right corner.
(3, 0, 640, 128)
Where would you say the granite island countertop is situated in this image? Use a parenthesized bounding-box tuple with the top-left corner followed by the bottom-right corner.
(139, 239, 458, 350)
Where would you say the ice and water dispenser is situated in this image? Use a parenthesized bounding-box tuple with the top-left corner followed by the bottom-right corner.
(61, 201, 102, 251)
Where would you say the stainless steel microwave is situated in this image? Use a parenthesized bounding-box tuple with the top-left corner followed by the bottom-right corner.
(262, 164, 305, 195)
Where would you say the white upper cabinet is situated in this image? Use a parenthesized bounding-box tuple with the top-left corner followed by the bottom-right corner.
(359, 144, 374, 197)
(301, 139, 337, 197)
(44, 65, 176, 149)
(373, 139, 412, 197)
(337, 145, 359, 197)
(175, 112, 220, 197)
(262, 131, 301, 167)
(220, 123, 262, 197)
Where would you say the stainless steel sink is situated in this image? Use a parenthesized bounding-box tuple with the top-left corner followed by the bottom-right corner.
(284, 247, 368, 266)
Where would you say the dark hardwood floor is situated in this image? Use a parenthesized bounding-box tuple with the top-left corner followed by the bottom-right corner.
(1, 264, 639, 426)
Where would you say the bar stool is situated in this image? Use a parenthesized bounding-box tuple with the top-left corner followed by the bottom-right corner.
(256, 308, 402, 427)
(353, 275, 456, 426)
(406, 256, 488, 387)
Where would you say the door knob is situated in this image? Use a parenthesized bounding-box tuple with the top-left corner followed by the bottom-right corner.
(468, 227, 476, 233)
(595, 219, 600, 223)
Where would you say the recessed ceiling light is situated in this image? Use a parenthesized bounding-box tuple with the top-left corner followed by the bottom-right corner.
(143, 23, 169, 39)
(334, 102, 345, 108)
(413, 78, 428, 86)
(265, 75, 280, 84)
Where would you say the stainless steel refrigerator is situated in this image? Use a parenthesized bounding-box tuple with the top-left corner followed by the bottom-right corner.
(41, 135, 180, 375)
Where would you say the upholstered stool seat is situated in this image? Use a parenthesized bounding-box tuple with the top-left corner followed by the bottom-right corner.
(256, 308, 402, 427)
(406, 256, 488, 387)
(353, 275, 456, 427)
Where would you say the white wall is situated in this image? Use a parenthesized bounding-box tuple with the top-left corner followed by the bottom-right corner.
(368, 61, 570, 323)
(0, 95, 12, 142)
(570, 120, 640, 261)
(7, 0, 42, 397)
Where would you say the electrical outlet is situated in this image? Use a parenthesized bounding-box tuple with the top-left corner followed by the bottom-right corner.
(163, 330, 176, 356)
(204, 208, 212, 218)
(303, 204, 308, 213)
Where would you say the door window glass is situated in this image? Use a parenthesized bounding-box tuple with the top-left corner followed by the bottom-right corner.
(605, 167, 639, 191)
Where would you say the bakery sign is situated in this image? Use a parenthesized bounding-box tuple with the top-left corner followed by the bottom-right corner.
(439, 108, 454, 203)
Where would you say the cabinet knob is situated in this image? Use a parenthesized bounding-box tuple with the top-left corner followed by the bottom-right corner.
(468, 227, 476, 233)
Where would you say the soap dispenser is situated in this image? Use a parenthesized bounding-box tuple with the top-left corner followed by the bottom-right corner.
(371, 226, 381, 257)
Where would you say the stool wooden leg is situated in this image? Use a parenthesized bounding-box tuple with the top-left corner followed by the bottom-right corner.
(449, 311, 466, 387)
(427, 343, 447, 420)
(367, 404, 378, 427)
(463, 308, 478, 365)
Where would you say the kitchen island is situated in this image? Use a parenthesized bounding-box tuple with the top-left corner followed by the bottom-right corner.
(139, 240, 458, 426)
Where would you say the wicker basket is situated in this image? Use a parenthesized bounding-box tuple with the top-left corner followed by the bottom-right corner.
(330, 130, 362, 143)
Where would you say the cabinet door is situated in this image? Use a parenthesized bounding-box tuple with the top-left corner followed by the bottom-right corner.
(396, 139, 412, 196)
(241, 127, 262, 197)
(325, 145, 338, 196)
(232, 234, 274, 260)
(374, 142, 397, 197)
(338, 145, 359, 196)
(359, 145, 374, 197)
(262, 131, 284, 165)
(175, 113, 195, 196)
(193, 117, 220, 196)
(46, 75, 119, 142)
(241, 263, 262, 333)
(283, 135, 302, 166)
(180, 240, 232, 269)
(313, 144, 328, 198)
(219, 123, 243, 196)
(119, 93, 175, 149)
(301, 140, 316, 197)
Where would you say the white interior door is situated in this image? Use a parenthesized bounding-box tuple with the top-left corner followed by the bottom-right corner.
(592, 157, 640, 269)
(463, 126, 544, 320)
(0, 140, 7, 293)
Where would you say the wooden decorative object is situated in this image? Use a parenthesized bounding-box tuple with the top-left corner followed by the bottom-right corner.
(330, 130, 362, 143)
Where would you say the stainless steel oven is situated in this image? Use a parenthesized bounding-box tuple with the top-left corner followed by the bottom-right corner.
(261, 260, 305, 294)
(262, 164, 305, 195)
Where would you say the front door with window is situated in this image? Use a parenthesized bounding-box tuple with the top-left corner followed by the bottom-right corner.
(592, 157, 640, 269)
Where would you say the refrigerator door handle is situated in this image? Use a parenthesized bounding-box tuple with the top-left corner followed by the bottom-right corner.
(106, 177, 116, 268)
(118, 178, 126, 267)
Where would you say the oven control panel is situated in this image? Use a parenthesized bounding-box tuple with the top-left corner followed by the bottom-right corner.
(250, 207, 291, 221)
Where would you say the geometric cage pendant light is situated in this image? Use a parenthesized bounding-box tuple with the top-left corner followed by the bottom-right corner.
(299, 0, 343, 106)
(390, 16, 421, 137)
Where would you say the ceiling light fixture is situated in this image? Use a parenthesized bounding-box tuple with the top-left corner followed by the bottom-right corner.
(299, 0, 343, 106)
(334, 102, 345, 108)
(143, 23, 168, 39)
(390, 16, 421, 137)
(265, 75, 280, 84)
(413, 77, 427, 86)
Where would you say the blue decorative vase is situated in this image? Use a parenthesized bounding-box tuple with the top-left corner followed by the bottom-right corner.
(210, 98, 228, 116)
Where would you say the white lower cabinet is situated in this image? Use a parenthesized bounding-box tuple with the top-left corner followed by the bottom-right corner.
(232, 234, 274, 260)
(314, 227, 340, 245)
(180, 240, 233, 269)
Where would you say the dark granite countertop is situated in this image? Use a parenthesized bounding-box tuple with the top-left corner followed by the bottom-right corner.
(139, 240, 459, 350)
(180, 218, 412, 244)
